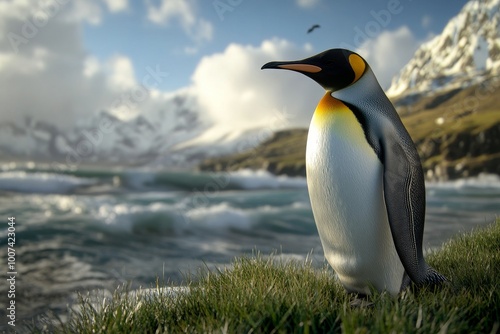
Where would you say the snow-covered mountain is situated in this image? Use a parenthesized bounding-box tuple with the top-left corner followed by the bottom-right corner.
(0, 88, 273, 169)
(0, 90, 211, 168)
(387, 0, 500, 98)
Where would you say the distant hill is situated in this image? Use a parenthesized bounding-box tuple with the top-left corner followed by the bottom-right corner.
(394, 78, 500, 180)
(199, 128, 308, 177)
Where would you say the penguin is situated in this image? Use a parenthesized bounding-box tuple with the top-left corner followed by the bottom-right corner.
(261, 49, 446, 296)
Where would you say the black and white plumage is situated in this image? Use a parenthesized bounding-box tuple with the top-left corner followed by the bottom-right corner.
(262, 49, 446, 295)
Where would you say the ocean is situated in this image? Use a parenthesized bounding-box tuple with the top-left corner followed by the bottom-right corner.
(0, 163, 499, 328)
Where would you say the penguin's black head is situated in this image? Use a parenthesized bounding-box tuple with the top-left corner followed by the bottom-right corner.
(261, 49, 367, 92)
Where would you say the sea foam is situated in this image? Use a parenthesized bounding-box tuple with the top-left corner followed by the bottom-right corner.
(227, 169, 307, 190)
(0, 171, 97, 194)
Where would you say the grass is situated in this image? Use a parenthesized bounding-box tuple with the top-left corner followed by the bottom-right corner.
(33, 220, 499, 333)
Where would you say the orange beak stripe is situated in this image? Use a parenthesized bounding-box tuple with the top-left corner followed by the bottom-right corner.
(277, 64, 322, 73)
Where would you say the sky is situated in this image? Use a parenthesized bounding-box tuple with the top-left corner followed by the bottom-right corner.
(81, 0, 469, 91)
(0, 0, 470, 146)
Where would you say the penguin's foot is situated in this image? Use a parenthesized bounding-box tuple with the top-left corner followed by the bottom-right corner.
(419, 267, 449, 292)
(348, 294, 374, 308)
(410, 267, 449, 294)
(424, 267, 448, 286)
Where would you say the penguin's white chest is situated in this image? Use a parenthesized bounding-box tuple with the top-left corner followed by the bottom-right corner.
(306, 95, 404, 295)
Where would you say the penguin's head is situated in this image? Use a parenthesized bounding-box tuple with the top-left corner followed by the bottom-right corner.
(261, 49, 367, 92)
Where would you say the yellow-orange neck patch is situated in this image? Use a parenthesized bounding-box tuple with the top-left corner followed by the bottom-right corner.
(315, 92, 349, 115)
(348, 54, 366, 83)
(312, 92, 351, 125)
(310, 93, 366, 145)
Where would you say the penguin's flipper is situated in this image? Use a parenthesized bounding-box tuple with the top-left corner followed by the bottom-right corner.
(381, 140, 446, 286)
(340, 100, 438, 286)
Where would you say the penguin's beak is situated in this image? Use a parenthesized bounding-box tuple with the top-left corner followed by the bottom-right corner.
(261, 61, 322, 73)
(262, 49, 364, 92)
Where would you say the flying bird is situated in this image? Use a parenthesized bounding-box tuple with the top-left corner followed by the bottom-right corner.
(307, 24, 320, 34)
(262, 49, 447, 298)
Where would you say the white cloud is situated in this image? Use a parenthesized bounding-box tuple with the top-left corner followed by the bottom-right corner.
(146, 0, 213, 43)
(83, 56, 101, 78)
(103, 0, 128, 13)
(0, 0, 424, 158)
(296, 0, 320, 9)
(0, 0, 129, 29)
(146, 0, 195, 26)
(183, 46, 199, 55)
(355, 26, 421, 90)
(107, 55, 136, 90)
(191, 38, 323, 142)
(68, 1, 103, 25)
(421, 15, 432, 29)
(191, 18, 213, 44)
(6, 1, 405, 155)
(0, 0, 100, 27)
(0, 0, 175, 129)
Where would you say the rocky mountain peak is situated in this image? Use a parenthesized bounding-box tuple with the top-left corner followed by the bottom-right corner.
(387, 0, 500, 98)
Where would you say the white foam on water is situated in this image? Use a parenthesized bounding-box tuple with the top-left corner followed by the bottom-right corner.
(95, 201, 185, 233)
(185, 202, 253, 228)
(0, 171, 97, 193)
(226, 169, 307, 189)
(253, 201, 311, 214)
(428, 173, 500, 189)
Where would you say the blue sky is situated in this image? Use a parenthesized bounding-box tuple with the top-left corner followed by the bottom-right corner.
(82, 0, 469, 91)
(0, 0, 470, 143)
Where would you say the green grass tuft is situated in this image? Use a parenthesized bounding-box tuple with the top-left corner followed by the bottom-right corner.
(34, 220, 500, 333)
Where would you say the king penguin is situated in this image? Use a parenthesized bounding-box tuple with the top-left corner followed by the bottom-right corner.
(262, 49, 446, 296)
